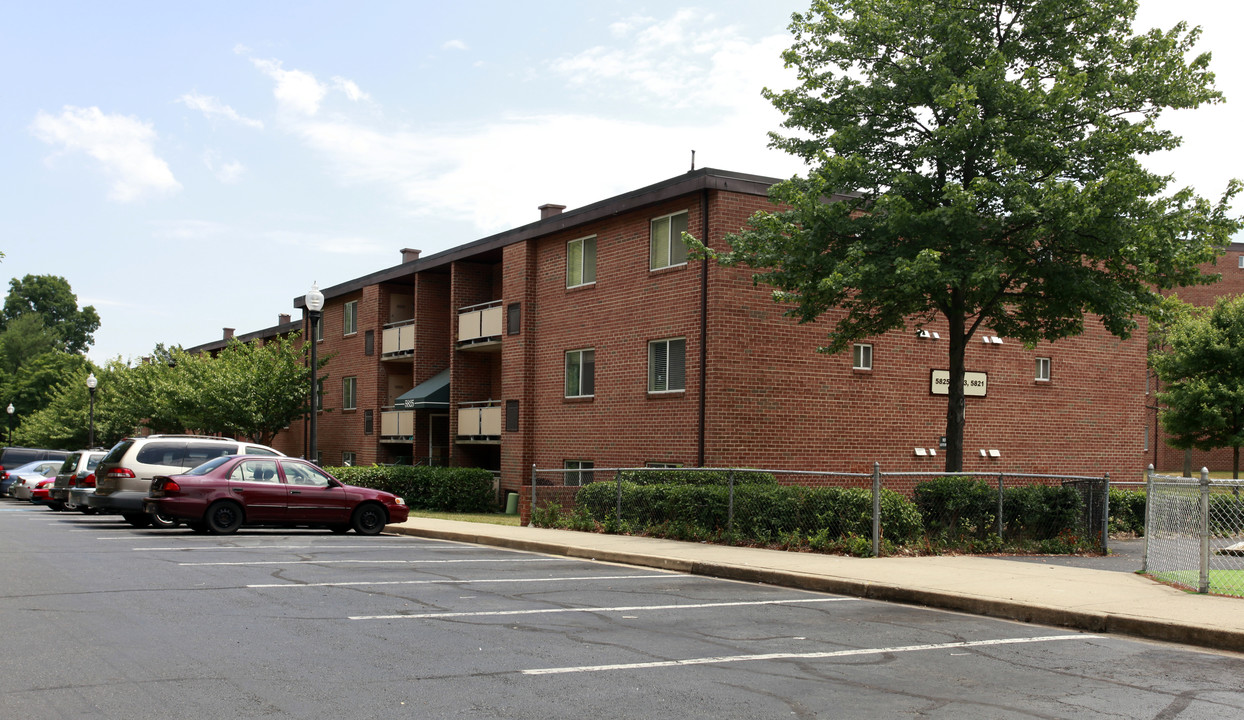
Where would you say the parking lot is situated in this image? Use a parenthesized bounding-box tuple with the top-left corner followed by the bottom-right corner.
(3, 503, 1244, 719)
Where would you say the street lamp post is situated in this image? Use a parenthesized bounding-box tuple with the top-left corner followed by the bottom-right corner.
(305, 282, 325, 464)
(6, 403, 13, 446)
(86, 373, 97, 448)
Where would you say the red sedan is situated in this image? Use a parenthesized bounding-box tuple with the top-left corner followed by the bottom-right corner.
(144, 456, 408, 535)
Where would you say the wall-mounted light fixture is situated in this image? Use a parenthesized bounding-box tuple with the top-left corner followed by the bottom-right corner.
(917, 330, 941, 340)
(982, 336, 1003, 345)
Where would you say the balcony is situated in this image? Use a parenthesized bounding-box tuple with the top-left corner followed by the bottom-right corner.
(457, 301, 502, 351)
(382, 319, 415, 359)
(379, 410, 415, 443)
(456, 401, 501, 444)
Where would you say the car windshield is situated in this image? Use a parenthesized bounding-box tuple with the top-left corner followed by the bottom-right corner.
(183, 456, 233, 476)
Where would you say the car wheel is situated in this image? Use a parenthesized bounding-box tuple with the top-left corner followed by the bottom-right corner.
(206, 501, 243, 535)
(123, 513, 152, 528)
(149, 511, 181, 529)
(64, 497, 78, 511)
(46, 501, 65, 512)
(350, 503, 387, 535)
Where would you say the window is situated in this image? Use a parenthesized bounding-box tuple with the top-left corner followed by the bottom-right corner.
(650, 212, 689, 270)
(507, 303, 521, 335)
(364, 409, 374, 435)
(564, 460, 594, 486)
(1238, 256, 1244, 269)
(646, 462, 683, 469)
(648, 338, 686, 392)
(364, 329, 374, 355)
(505, 400, 519, 432)
(229, 459, 280, 483)
(1036, 357, 1051, 382)
(853, 343, 873, 371)
(342, 377, 357, 410)
(282, 460, 332, 487)
(315, 377, 324, 411)
(343, 300, 358, 335)
(314, 315, 324, 342)
(565, 349, 595, 398)
(342, 451, 357, 466)
(567, 236, 597, 287)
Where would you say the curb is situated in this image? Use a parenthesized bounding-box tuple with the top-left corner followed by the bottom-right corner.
(385, 524, 1244, 655)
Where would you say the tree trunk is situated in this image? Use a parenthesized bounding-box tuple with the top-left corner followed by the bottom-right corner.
(943, 300, 967, 473)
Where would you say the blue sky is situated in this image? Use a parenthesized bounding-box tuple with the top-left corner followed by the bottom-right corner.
(3, 1, 1241, 363)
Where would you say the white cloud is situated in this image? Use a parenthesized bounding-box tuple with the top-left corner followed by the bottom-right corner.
(30, 105, 181, 202)
(202, 150, 246, 183)
(178, 92, 264, 129)
(442, 39, 469, 51)
(251, 58, 326, 116)
(332, 77, 370, 102)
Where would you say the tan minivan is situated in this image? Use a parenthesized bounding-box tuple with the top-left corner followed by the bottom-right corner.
(89, 435, 283, 527)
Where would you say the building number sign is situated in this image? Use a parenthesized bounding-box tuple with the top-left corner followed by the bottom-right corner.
(930, 370, 988, 397)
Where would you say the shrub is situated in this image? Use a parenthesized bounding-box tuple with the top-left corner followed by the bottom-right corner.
(618, 469, 777, 486)
(327, 465, 495, 513)
(1108, 488, 1146, 535)
(914, 476, 997, 541)
(1003, 484, 1083, 541)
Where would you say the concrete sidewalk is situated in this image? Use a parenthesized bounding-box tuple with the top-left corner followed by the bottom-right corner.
(385, 518, 1244, 655)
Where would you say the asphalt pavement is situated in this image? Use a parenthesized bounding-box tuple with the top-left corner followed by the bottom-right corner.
(384, 519, 1244, 655)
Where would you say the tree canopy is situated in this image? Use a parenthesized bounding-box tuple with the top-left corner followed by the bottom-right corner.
(694, 0, 1241, 471)
(1151, 296, 1244, 478)
(1, 274, 100, 355)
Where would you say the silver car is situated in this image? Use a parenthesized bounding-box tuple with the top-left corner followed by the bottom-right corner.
(49, 450, 107, 512)
(8, 460, 63, 500)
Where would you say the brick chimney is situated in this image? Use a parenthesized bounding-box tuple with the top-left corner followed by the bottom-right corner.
(401, 248, 421, 263)
(278, 313, 291, 325)
(539, 203, 566, 219)
(223, 328, 235, 340)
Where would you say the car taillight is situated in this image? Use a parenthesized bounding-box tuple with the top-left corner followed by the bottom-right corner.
(162, 480, 181, 493)
(82, 473, 96, 488)
(106, 468, 137, 479)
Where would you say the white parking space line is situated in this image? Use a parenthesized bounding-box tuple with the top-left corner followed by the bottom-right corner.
(249, 573, 684, 588)
(521, 634, 1106, 675)
(181, 557, 565, 567)
(350, 597, 852, 621)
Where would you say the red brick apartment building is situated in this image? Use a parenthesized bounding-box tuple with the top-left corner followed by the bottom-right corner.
(187, 168, 1243, 491)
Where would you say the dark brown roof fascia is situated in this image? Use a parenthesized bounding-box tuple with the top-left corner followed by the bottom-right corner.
(184, 320, 302, 355)
(293, 167, 783, 307)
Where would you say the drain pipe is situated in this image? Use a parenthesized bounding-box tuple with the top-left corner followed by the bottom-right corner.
(698, 189, 709, 468)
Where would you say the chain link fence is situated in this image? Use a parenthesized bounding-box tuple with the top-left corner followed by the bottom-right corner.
(1144, 468, 1244, 598)
(528, 464, 1108, 557)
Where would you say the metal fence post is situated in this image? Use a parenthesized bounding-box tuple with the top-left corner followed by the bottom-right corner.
(529, 464, 537, 526)
(1143, 464, 1153, 574)
(1199, 466, 1210, 594)
(872, 462, 881, 557)
(996, 473, 1004, 541)
(728, 469, 735, 535)
(616, 468, 623, 521)
(1101, 473, 1110, 555)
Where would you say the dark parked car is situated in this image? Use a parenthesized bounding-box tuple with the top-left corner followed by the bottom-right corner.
(144, 456, 408, 535)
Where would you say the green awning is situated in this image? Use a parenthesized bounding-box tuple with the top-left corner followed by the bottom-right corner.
(393, 369, 450, 410)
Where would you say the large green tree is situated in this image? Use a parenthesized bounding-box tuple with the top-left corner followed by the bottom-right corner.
(1, 274, 101, 354)
(695, 0, 1240, 471)
(1151, 295, 1244, 478)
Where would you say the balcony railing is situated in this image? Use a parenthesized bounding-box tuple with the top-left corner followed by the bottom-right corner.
(382, 319, 415, 358)
(380, 410, 414, 442)
(457, 401, 501, 443)
(457, 301, 502, 347)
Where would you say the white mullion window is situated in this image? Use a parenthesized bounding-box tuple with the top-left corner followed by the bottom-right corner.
(342, 376, 357, 410)
(650, 212, 689, 270)
(565, 349, 595, 398)
(343, 300, 358, 336)
(564, 460, 594, 486)
(1036, 357, 1051, 382)
(852, 343, 873, 370)
(567, 236, 597, 288)
(648, 338, 686, 392)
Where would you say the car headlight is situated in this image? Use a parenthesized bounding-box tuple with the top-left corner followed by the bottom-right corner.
(395, 497, 406, 506)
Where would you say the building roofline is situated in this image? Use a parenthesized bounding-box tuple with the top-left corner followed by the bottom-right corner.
(184, 320, 302, 355)
(293, 167, 791, 307)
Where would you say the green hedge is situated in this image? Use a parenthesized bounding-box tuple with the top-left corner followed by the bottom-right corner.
(1108, 488, 1146, 535)
(327, 465, 495, 513)
(617, 469, 777, 486)
(571, 481, 923, 548)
